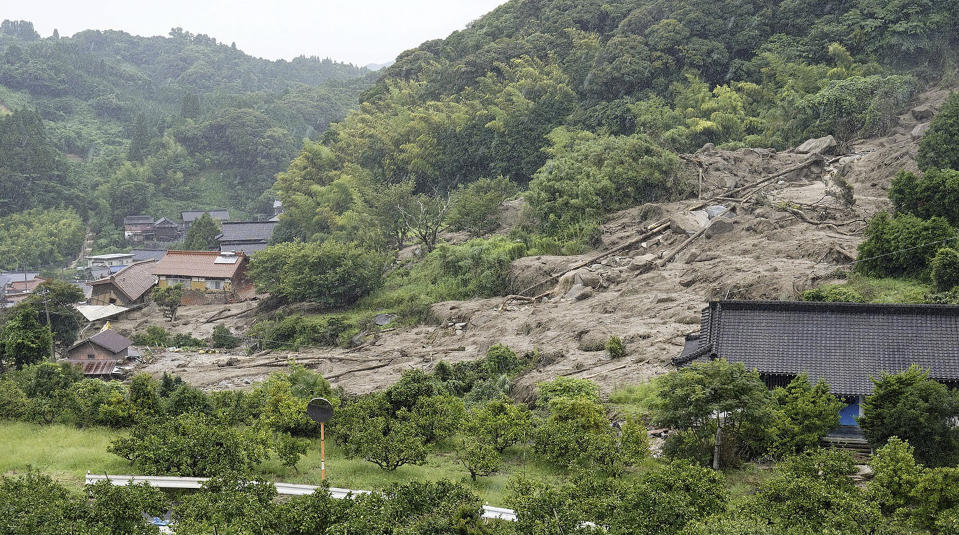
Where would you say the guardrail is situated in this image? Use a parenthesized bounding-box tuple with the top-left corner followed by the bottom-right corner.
(85, 473, 518, 522)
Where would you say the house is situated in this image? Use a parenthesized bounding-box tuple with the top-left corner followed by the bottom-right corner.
(1, 275, 45, 307)
(64, 329, 133, 379)
(181, 209, 230, 228)
(152, 250, 248, 304)
(89, 260, 157, 306)
(216, 221, 277, 254)
(87, 253, 135, 269)
(123, 215, 155, 242)
(153, 217, 180, 242)
(674, 300, 959, 427)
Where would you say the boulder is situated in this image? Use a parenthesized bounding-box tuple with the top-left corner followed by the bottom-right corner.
(795, 135, 838, 155)
(705, 219, 735, 238)
(574, 270, 602, 289)
(911, 105, 935, 121)
(629, 254, 657, 273)
(578, 330, 609, 352)
(564, 284, 593, 301)
(911, 123, 930, 141)
(669, 213, 704, 235)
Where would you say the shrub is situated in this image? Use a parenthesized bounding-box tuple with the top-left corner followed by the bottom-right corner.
(854, 212, 956, 278)
(248, 314, 352, 350)
(429, 236, 528, 298)
(249, 240, 387, 308)
(536, 376, 601, 406)
(447, 176, 518, 235)
(211, 324, 241, 349)
(917, 91, 959, 171)
(801, 285, 865, 303)
(484, 344, 521, 375)
(464, 397, 532, 453)
(131, 325, 168, 346)
(769, 374, 842, 456)
(931, 247, 959, 292)
(169, 333, 206, 348)
(606, 336, 625, 358)
(108, 413, 272, 476)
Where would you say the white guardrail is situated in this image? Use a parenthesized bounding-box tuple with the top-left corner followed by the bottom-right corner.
(85, 473, 518, 522)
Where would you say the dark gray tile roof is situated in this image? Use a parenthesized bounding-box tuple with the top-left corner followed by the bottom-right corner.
(217, 221, 277, 243)
(132, 249, 167, 262)
(69, 329, 132, 354)
(673, 300, 959, 395)
(153, 217, 178, 228)
(181, 210, 230, 223)
(123, 215, 154, 225)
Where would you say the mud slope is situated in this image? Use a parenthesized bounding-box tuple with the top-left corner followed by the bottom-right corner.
(123, 87, 950, 396)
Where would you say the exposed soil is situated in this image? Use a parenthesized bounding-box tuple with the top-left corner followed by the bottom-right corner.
(115, 87, 952, 398)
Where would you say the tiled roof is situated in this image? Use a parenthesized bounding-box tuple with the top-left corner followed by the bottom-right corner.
(220, 242, 270, 254)
(123, 215, 154, 225)
(91, 260, 157, 302)
(64, 359, 119, 376)
(132, 249, 167, 262)
(181, 210, 230, 223)
(152, 250, 246, 279)
(70, 329, 132, 354)
(8, 277, 44, 292)
(674, 300, 959, 395)
(153, 217, 178, 228)
(217, 221, 277, 243)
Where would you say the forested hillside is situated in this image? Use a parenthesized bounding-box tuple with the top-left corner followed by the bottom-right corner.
(263, 0, 959, 327)
(0, 20, 372, 267)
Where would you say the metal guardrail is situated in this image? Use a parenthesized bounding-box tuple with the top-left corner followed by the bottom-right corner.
(85, 473, 518, 522)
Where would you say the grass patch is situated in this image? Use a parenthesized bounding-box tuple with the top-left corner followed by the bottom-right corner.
(0, 421, 132, 487)
(822, 274, 931, 303)
(609, 377, 662, 419)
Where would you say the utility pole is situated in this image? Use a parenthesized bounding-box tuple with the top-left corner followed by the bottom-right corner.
(40, 285, 54, 361)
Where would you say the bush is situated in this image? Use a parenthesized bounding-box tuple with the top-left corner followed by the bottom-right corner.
(917, 91, 959, 172)
(131, 325, 168, 346)
(860, 366, 959, 467)
(249, 240, 387, 308)
(484, 344, 521, 375)
(429, 237, 528, 298)
(769, 374, 841, 456)
(170, 333, 206, 348)
(606, 336, 625, 358)
(931, 247, 959, 292)
(801, 285, 865, 303)
(248, 314, 352, 350)
(890, 168, 959, 225)
(211, 324, 241, 349)
(854, 212, 956, 278)
(447, 176, 518, 235)
(108, 413, 273, 476)
(536, 376, 601, 406)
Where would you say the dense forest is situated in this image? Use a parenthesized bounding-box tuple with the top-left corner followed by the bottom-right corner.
(0, 19, 373, 267)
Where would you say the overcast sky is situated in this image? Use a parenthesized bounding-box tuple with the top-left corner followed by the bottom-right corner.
(4, 0, 507, 66)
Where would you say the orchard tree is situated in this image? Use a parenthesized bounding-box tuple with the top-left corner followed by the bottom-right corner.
(654, 359, 774, 468)
(860, 366, 959, 466)
(457, 441, 500, 481)
(464, 397, 531, 453)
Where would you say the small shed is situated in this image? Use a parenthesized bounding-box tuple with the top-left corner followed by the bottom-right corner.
(153, 218, 180, 242)
(65, 329, 133, 362)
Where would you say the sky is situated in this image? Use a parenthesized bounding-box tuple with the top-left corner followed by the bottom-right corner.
(2, 0, 508, 66)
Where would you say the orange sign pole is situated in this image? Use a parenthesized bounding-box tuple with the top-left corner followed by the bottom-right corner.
(321, 422, 326, 481)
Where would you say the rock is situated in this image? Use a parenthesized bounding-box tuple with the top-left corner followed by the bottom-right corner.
(795, 135, 838, 155)
(911, 105, 935, 121)
(698, 142, 715, 152)
(705, 219, 735, 238)
(911, 123, 930, 141)
(373, 313, 397, 326)
(574, 270, 602, 289)
(629, 254, 657, 273)
(606, 270, 625, 284)
(578, 330, 609, 352)
(679, 274, 699, 288)
(669, 213, 704, 235)
(224, 357, 238, 366)
(351, 330, 372, 347)
(564, 284, 593, 301)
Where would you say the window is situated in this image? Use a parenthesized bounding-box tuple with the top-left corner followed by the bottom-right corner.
(87, 354, 95, 360)
(206, 279, 224, 290)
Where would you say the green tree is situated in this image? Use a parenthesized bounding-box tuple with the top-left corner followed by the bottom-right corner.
(1, 306, 53, 370)
(248, 240, 386, 307)
(867, 437, 922, 516)
(854, 212, 956, 278)
(918, 92, 959, 172)
(183, 212, 220, 250)
(127, 112, 151, 162)
(211, 324, 241, 349)
(446, 176, 518, 235)
(932, 247, 959, 292)
(23, 279, 85, 349)
(654, 359, 775, 468)
(464, 397, 532, 453)
(457, 440, 500, 481)
(860, 366, 959, 467)
(180, 93, 202, 119)
(769, 374, 842, 456)
(336, 394, 429, 471)
(152, 284, 183, 322)
(890, 168, 959, 225)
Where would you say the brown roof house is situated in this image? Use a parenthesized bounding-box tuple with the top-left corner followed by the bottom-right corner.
(152, 250, 249, 305)
(64, 329, 133, 379)
(89, 260, 158, 306)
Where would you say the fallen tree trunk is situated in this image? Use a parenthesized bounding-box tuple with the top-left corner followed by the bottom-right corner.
(658, 207, 730, 266)
(688, 156, 822, 211)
